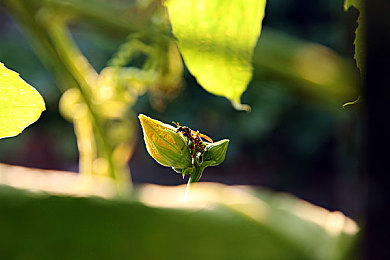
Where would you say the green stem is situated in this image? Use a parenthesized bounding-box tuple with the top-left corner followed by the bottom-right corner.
(38, 0, 159, 35)
(47, 20, 129, 191)
(4, 0, 130, 193)
(184, 164, 205, 199)
(4, 0, 77, 92)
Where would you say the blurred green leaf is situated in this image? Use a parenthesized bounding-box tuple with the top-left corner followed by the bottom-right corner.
(0, 182, 359, 260)
(165, 0, 266, 111)
(345, 0, 365, 73)
(0, 63, 45, 139)
(253, 28, 359, 105)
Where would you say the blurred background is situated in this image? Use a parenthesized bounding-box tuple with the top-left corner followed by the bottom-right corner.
(0, 0, 363, 222)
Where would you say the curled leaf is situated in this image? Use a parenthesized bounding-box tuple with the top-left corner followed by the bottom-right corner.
(138, 114, 192, 169)
(203, 139, 229, 167)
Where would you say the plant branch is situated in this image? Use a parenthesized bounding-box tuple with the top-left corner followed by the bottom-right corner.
(4, 0, 131, 193)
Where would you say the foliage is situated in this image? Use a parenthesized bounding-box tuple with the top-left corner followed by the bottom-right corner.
(139, 114, 228, 187)
(0, 62, 45, 139)
(0, 0, 361, 258)
(0, 0, 266, 191)
(0, 183, 359, 260)
(165, 0, 266, 111)
(254, 29, 359, 104)
(2, 0, 168, 191)
(0, 0, 360, 189)
(139, 114, 193, 169)
(345, 0, 365, 73)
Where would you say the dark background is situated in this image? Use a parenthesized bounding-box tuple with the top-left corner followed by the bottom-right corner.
(366, 0, 390, 258)
(0, 0, 364, 225)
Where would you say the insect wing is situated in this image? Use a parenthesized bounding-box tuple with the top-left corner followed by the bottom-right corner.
(198, 132, 213, 143)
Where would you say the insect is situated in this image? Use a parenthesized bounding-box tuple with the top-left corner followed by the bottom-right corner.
(172, 122, 213, 158)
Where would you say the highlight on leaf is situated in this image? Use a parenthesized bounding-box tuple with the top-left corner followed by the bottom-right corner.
(138, 114, 192, 169)
(0, 62, 46, 139)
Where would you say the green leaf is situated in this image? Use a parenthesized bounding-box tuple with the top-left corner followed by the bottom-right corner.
(0, 63, 45, 139)
(203, 139, 229, 167)
(138, 114, 192, 169)
(345, 0, 365, 73)
(165, 0, 266, 111)
(0, 183, 359, 259)
(344, 0, 362, 10)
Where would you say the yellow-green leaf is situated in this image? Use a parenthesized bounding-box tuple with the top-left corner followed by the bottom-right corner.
(165, 0, 266, 111)
(138, 114, 192, 169)
(0, 63, 45, 139)
(345, 0, 365, 73)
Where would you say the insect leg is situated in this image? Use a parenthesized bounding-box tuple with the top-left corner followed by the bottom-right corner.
(192, 142, 196, 157)
(181, 137, 189, 150)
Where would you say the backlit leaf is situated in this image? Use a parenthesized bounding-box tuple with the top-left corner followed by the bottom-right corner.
(138, 114, 192, 169)
(165, 0, 266, 110)
(345, 0, 365, 73)
(0, 63, 45, 139)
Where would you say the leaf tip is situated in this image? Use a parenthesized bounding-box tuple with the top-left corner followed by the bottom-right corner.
(232, 101, 251, 112)
(342, 96, 360, 109)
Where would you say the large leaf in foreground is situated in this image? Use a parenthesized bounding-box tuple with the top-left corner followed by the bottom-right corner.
(0, 63, 45, 139)
(0, 179, 359, 260)
(166, 0, 266, 110)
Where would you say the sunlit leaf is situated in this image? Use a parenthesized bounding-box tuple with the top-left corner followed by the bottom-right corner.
(344, 0, 362, 13)
(345, 0, 365, 73)
(0, 63, 45, 139)
(138, 114, 192, 169)
(166, 0, 266, 111)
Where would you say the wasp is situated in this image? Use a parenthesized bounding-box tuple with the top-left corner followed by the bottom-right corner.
(172, 122, 213, 158)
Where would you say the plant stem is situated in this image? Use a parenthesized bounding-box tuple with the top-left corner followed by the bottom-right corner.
(5, 0, 131, 194)
(47, 20, 131, 193)
(184, 164, 204, 200)
(39, 0, 159, 36)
